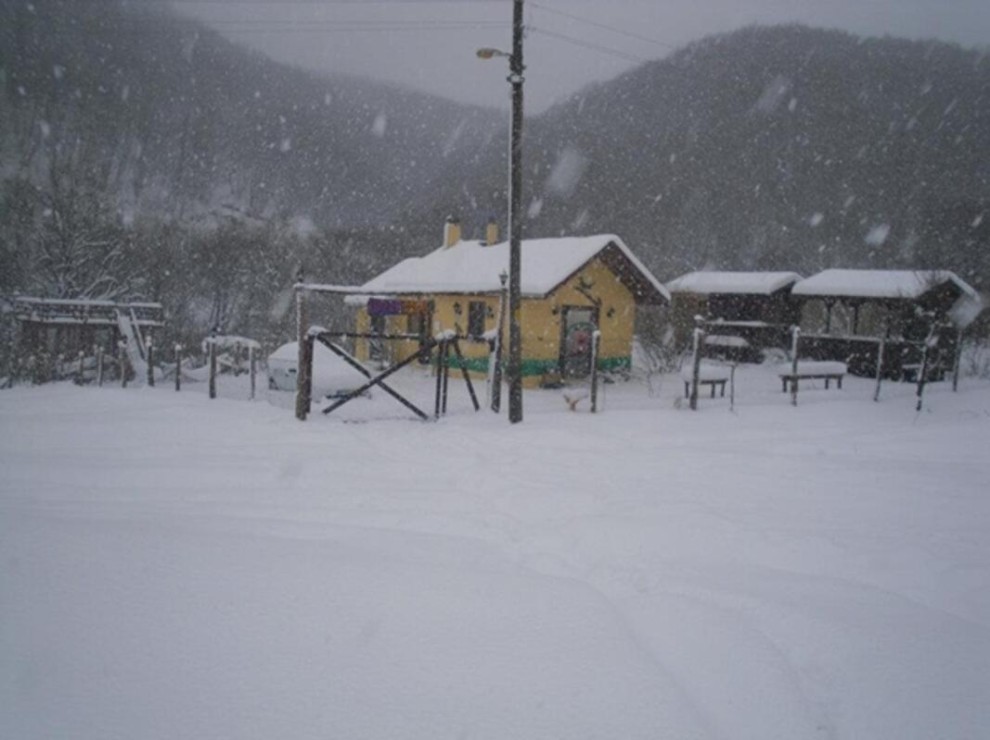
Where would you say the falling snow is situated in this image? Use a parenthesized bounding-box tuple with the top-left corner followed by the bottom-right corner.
(865, 224, 891, 246)
(372, 113, 388, 138)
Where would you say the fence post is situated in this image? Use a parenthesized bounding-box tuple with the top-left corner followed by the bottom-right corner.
(208, 329, 217, 400)
(146, 338, 155, 387)
(295, 278, 311, 421)
(689, 318, 704, 411)
(435, 339, 446, 419)
(873, 329, 886, 403)
(174, 344, 182, 392)
(120, 341, 129, 388)
(249, 345, 256, 400)
(77, 350, 85, 384)
(951, 328, 963, 392)
(590, 330, 601, 413)
(490, 271, 508, 413)
(96, 345, 104, 387)
(915, 321, 937, 412)
(790, 326, 801, 407)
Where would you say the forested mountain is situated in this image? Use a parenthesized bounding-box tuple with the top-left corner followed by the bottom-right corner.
(1, 0, 499, 228)
(2, 1, 988, 348)
(512, 25, 990, 287)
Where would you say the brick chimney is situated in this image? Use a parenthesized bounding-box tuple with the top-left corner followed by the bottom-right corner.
(443, 215, 461, 248)
(485, 217, 499, 246)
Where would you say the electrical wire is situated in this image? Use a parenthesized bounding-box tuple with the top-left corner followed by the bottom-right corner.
(200, 21, 509, 33)
(528, 26, 648, 64)
(531, 2, 676, 51)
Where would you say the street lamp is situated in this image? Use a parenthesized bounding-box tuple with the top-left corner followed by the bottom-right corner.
(477, 0, 524, 424)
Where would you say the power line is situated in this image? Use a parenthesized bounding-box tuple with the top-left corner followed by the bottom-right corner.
(530, 2, 676, 51)
(202, 20, 508, 32)
(126, 1, 508, 4)
(528, 26, 648, 64)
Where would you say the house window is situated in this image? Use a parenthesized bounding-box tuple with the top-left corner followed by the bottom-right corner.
(467, 301, 487, 338)
(369, 314, 386, 362)
(407, 312, 424, 336)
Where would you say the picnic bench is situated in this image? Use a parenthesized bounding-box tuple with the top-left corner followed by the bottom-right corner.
(779, 361, 847, 392)
(681, 362, 731, 398)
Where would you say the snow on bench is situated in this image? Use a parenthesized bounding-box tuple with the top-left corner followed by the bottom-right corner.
(704, 335, 750, 348)
(680, 362, 732, 398)
(778, 361, 847, 392)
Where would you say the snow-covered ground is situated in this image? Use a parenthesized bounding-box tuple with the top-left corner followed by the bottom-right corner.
(2, 366, 989, 739)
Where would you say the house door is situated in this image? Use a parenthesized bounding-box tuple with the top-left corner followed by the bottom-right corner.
(560, 306, 598, 379)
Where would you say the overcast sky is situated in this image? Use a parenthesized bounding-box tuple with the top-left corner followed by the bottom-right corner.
(173, 0, 990, 112)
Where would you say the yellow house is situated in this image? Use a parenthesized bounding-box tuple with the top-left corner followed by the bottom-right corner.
(349, 219, 669, 387)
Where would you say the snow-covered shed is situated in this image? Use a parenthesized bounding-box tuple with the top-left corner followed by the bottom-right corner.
(6, 296, 164, 382)
(665, 271, 803, 356)
(349, 219, 669, 386)
(791, 269, 983, 377)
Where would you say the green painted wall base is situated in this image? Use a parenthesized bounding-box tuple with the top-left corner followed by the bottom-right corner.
(444, 355, 631, 378)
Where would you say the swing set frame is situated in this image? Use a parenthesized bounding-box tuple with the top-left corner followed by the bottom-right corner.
(292, 282, 481, 421)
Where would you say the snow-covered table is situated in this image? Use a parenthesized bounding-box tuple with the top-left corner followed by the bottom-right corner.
(680, 362, 732, 398)
(778, 360, 847, 392)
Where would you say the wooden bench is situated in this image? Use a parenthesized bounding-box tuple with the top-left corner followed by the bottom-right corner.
(779, 361, 847, 392)
(681, 363, 731, 398)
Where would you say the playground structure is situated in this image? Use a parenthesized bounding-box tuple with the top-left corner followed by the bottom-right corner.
(5, 296, 164, 385)
(682, 312, 967, 411)
(292, 281, 490, 421)
(291, 279, 611, 420)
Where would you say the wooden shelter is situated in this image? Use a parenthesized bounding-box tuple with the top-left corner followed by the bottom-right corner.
(8, 296, 164, 380)
(791, 269, 983, 378)
(665, 271, 803, 360)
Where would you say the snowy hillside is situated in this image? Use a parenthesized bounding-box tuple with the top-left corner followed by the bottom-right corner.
(2, 370, 989, 739)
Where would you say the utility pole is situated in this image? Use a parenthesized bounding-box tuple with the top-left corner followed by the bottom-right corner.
(507, 0, 525, 423)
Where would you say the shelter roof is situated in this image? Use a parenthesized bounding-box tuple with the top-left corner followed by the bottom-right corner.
(792, 269, 978, 300)
(666, 271, 803, 295)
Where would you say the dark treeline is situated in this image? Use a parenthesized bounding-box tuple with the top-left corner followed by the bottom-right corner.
(2, 1, 988, 353)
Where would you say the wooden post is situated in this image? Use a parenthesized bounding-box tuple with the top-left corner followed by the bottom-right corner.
(208, 330, 217, 400)
(689, 319, 704, 411)
(146, 338, 155, 387)
(491, 272, 508, 413)
(873, 330, 886, 403)
(174, 344, 182, 391)
(249, 345, 257, 400)
(590, 330, 601, 413)
(790, 325, 800, 407)
(441, 341, 451, 415)
(301, 335, 314, 414)
(96, 345, 104, 387)
(3, 341, 15, 389)
(951, 328, 963, 392)
(119, 341, 129, 388)
(916, 328, 935, 413)
(729, 363, 737, 411)
(295, 281, 311, 421)
(434, 339, 446, 419)
(77, 350, 85, 384)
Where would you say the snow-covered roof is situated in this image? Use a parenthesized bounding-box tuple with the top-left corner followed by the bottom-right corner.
(792, 269, 978, 299)
(666, 271, 803, 295)
(355, 235, 669, 304)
